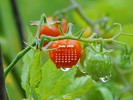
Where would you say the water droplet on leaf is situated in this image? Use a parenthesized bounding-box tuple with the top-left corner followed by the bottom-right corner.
(60, 68, 70, 71)
(99, 75, 111, 82)
(91, 74, 111, 82)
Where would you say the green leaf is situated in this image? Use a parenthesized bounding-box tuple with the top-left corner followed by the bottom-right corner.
(65, 76, 94, 97)
(22, 51, 95, 100)
(82, 86, 113, 100)
(21, 49, 35, 96)
(21, 50, 43, 98)
(98, 87, 113, 100)
(37, 60, 77, 100)
(29, 52, 42, 88)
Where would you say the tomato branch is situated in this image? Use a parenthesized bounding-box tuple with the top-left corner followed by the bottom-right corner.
(4, 32, 127, 78)
(121, 33, 133, 37)
(54, 0, 109, 34)
(4, 13, 132, 81)
(4, 41, 36, 77)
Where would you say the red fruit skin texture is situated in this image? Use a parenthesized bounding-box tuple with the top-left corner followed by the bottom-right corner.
(48, 39, 82, 68)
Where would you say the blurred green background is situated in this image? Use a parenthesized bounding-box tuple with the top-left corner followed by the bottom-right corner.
(0, 0, 133, 100)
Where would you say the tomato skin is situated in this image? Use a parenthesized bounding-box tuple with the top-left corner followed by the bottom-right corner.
(82, 27, 93, 38)
(48, 39, 82, 68)
(80, 45, 112, 82)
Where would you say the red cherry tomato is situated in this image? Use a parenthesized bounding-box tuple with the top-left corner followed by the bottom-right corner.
(48, 39, 82, 68)
(39, 17, 68, 46)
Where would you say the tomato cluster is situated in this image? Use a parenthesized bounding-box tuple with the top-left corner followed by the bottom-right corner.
(38, 17, 112, 77)
(39, 17, 82, 69)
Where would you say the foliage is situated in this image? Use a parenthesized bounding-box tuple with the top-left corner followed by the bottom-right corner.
(21, 50, 94, 99)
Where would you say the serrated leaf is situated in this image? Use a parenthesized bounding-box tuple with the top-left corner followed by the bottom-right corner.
(21, 50, 43, 98)
(29, 52, 42, 88)
(22, 52, 94, 100)
(37, 60, 77, 100)
(64, 76, 94, 97)
(21, 49, 35, 96)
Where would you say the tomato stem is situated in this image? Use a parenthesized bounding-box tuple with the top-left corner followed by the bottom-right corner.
(100, 42, 103, 52)
(67, 23, 73, 35)
(4, 41, 36, 77)
(36, 13, 46, 40)
(54, 0, 109, 34)
(58, 24, 65, 35)
(4, 32, 129, 78)
(4, 14, 131, 78)
(77, 29, 84, 39)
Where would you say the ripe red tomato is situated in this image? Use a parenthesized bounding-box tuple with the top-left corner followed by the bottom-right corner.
(39, 17, 68, 46)
(48, 39, 82, 68)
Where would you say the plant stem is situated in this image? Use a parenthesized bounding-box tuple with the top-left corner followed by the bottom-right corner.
(54, 5, 77, 15)
(43, 34, 110, 42)
(69, 0, 94, 26)
(36, 13, 46, 39)
(0, 45, 7, 100)
(69, 0, 99, 33)
(67, 23, 73, 35)
(4, 27, 128, 78)
(4, 41, 36, 78)
(54, 0, 99, 33)
(1, 34, 112, 78)
(4, 13, 46, 78)
(122, 33, 133, 37)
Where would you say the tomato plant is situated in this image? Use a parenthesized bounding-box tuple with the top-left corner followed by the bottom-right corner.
(48, 39, 82, 68)
(2, 0, 133, 99)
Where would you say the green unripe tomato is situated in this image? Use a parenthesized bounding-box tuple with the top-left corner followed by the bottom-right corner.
(80, 45, 112, 82)
(82, 27, 93, 38)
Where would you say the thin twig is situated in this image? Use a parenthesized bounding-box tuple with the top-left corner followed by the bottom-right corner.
(112, 23, 122, 39)
(54, 0, 114, 34)
(121, 33, 133, 37)
(4, 33, 126, 78)
(54, 0, 99, 33)
(69, 0, 94, 26)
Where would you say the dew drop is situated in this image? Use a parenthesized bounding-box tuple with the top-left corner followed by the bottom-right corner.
(60, 68, 70, 72)
(99, 75, 111, 82)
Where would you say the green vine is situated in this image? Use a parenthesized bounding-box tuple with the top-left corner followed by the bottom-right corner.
(4, 13, 132, 78)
